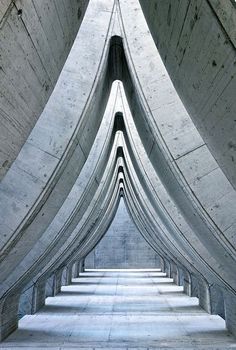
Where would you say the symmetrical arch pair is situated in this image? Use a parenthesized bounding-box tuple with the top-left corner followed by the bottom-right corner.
(0, 0, 236, 340)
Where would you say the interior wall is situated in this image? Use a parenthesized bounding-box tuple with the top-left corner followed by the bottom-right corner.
(85, 198, 160, 269)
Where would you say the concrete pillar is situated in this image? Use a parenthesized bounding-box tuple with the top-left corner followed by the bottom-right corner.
(18, 285, 34, 319)
(61, 267, 67, 286)
(72, 261, 80, 278)
(178, 268, 184, 286)
(182, 269, 192, 296)
(53, 269, 63, 296)
(190, 275, 199, 298)
(171, 263, 180, 285)
(209, 284, 225, 319)
(159, 256, 165, 272)
(198, 278, 211, 314)
(72, 260, 85, 278)
(45, 275, 54, 297)
(32, 280, 46, 313)
(65, 264, 73, 286)
(0, 293, 20, 341)
(224, 291, 236, 336)
(80, 259, 85, 273)
(164, 260, 171, 278)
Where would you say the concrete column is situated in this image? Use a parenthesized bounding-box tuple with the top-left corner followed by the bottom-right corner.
(53, 269, 63, 296)
(45, 275, 54, 297)
(18, 285, 34, 318)
(178, 268, 184, 286)
(80, 259, 85, 273)
(0, 293, 20, 341)
(209, 284, 225, 319)
(164, 260, 171, 278)
(224, 291, 236, 336)
(182, 269, 192, 296)
(72, 261, 80, 278)
(159, 256, 165, 272)
(65, 264, 73, 286)
(61, 267, 67, 286)
(190, 275, 199, 298)
(198, 278, 211, 314)
(171, 263, 180, 285)
(32, 280, 46, 313)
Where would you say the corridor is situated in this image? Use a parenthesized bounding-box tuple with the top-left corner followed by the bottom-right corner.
(1, 270, 235, 349)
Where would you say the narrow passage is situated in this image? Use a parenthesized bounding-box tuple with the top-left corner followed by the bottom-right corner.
(1, 270, 235, 349)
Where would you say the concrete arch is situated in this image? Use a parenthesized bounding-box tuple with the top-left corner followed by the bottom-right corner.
(140, 0, 236, 190)
(0, 0, 89, 180)
(1, 0, 235, 300)
(0, 0, 236, 340)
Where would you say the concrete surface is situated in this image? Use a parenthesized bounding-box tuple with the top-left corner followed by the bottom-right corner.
(0, 0, 88, 180)
(85, 198, 160, 269)
(139, 0, 236, 190)
(1, 270, 235, 349)
(1, 0, 236, 341)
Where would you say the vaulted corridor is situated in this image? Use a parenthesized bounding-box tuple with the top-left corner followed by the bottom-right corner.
(1, 270, 235, 349)
(1, 0, 236, 346)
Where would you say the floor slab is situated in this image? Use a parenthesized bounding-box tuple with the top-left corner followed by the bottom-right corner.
(1, 269, 235, 349)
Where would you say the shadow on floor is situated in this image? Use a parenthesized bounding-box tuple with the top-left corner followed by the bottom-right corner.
(38, 304, 83, 314)
(59, 290, 95, 296)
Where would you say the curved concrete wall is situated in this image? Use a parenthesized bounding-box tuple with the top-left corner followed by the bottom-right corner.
(0, 0, 236, 342)
(0, 0, 88, 180)
(139, 0, 236, 190)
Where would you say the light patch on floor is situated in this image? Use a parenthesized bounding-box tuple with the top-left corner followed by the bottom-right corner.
(1, 270, 236, 349)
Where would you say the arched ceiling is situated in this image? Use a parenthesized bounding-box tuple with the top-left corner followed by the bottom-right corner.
(0, 0, 236, 340)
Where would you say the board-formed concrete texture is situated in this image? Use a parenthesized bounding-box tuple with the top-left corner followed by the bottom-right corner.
(0, 0, 236, 346)
(85, 198, 160, 268)
(0, 0, 89, 180)
(139, 0, 236, 190)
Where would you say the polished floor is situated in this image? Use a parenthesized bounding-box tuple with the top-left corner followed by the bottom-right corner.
(1, 269, 236, 349)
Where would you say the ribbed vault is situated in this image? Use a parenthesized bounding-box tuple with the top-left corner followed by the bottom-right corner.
(0, 0, 236, 343)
